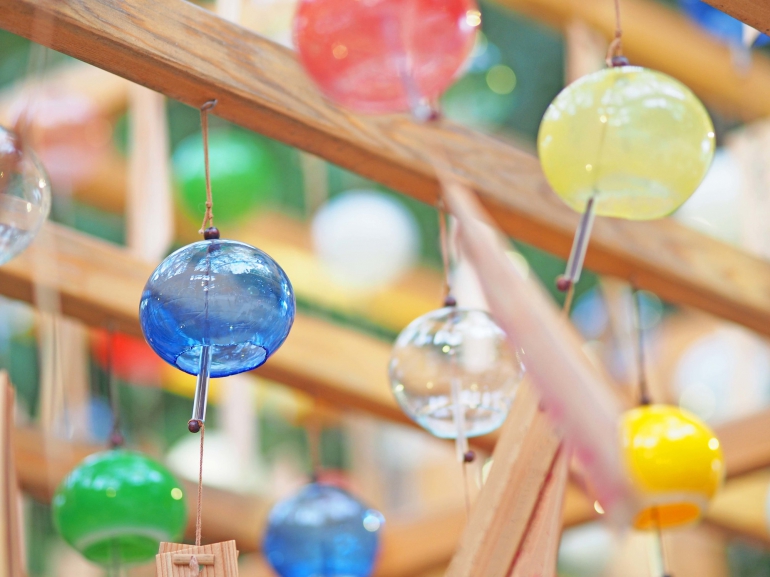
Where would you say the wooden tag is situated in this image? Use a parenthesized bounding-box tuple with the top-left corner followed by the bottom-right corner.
(156, 541, 239, 577)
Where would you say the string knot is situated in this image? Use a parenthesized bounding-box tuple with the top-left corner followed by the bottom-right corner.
(198, 100, 218, 236)
(189, 555, 199, 576)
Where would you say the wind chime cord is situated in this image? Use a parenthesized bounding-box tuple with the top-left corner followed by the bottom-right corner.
(633, 287, 651, 406)
(437, 198, 453, 303)
(198, 100, 218, 234)
(195, 421, 205, 547)
(605, 0, 624, 65)
(105, 323, 124, 448)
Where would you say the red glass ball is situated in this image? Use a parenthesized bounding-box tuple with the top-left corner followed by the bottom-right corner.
(294, 0, 480, 114)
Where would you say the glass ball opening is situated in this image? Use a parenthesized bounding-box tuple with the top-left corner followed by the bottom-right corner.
(620, 404, 725, 530)
(389, 307, 524, 439)
(52, 450, 187, 566)
(294, 0, 479, 114)
(263, 483, 384, 577)
(139, 239, 295, 377)
(537, 66, 715, 220)
(0, 125, 51, 265)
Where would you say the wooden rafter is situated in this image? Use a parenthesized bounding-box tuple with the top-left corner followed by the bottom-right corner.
(5, 1, 770, 339)
(702, 0, 770, 35)
(12, 426, 593, 577)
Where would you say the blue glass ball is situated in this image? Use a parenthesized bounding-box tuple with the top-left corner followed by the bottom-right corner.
(263, 484, 384, 577)
(139, 239, 295, 377)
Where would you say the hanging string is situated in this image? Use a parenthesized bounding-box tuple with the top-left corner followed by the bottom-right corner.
(437, 198, 455, 307)
(198, 100, 218, 235)
(632, 287, 651, 406)
(306, 401, 323, 481)
(105, 324, 124, 448)
(605, 0, 625, 66)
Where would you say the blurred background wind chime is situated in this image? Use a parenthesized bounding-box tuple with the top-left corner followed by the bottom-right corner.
(138, 99, 295, 573)
(52, 324, 187, 575)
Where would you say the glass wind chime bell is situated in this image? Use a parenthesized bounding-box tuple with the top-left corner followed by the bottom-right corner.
(53, 450, 187, 565)
(263, 483, 384, 577)
(389, 210, 524, 462)
(140, 103, 295, 432)
(0, 124, 51, 265)
(294, 0, 479, 118)
(52, 331, 187, 567)
(612, 290, 724, 577)
(537, 43, 715, 292)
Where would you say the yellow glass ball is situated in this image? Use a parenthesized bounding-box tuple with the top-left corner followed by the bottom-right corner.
(620, 405, 724, 530)
(537, 66, 715, 220)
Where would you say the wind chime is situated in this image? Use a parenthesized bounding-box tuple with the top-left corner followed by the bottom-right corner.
(137, 101, 295, 576)
(53, 326, 187, 572)
(538, 0, 715, 294)
(0, 119, 51, 265)
(618, 289, 724, 577)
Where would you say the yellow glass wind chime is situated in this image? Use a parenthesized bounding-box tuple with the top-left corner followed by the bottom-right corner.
(538, 0, 715, 299)
(537, 1, 723, 574)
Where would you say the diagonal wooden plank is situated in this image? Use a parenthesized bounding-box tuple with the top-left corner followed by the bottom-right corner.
(4, 0, 770, 339)
(1, 222, 504, 450)
(445, 383, 561, 577)
(702, 0, 770, 35)
(508, 445, 569, 577)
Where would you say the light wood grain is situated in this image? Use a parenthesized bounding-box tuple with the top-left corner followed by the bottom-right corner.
(0, 375, 24, 577)
(156, 541, 239, 577)
(5, 1, 770, 339)
(445, 383, 561, 577)
(702, 0, 770, 35)
(509, 446, 569, 577)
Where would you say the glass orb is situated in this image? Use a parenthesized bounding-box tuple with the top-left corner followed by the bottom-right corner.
(0, 125, 51, 265)
(537, 66, 715, 220)
(52, 450, 187, 566)
(294, 0, 479, 114)
(620, 405, 724, 530)
(263, 483, 384, 577)
(139, 239, 295, 377)
(389, 307, 524, 438)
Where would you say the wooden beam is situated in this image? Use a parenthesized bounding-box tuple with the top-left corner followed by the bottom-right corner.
(2, 222, 501, 450)
(4, 1, 770, 341)
(12, 426, 591, 576)
(715, 407, 770, 478)
(702, 0, 770, 36)
(493, 0, 770, 121)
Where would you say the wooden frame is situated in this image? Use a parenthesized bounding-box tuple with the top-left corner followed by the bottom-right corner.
(2, 0, 770, 575)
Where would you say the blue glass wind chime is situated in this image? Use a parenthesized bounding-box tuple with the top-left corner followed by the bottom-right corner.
(139, 101, 295, 558)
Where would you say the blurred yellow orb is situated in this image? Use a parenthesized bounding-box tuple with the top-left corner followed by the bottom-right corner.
(537, 66, 715, 220)
(620, 405, 724, 530)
